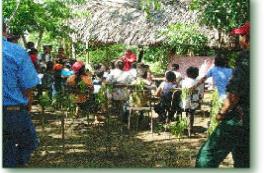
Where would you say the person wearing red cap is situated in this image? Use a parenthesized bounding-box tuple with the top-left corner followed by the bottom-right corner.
(196, 22, 250, 168)
(66, 61, 95, 117)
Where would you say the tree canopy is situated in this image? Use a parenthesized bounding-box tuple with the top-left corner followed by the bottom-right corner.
(190, 0, 249, 32)
(3, 0, 85, 45)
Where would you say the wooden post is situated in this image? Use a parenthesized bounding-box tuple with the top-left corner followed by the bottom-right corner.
(61, 112, 65, 154)
(71, 41, 76, 60)
(85, 41, 89, 64)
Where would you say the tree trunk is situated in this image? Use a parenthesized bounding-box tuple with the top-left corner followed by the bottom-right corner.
(21, 34, 27, 47)
(137, 46, 144, 62)
(36, 30, 44, 50)
(7, 0, 21, 26)
(71, 42, 76, 60)
(218, 30, 222, 48)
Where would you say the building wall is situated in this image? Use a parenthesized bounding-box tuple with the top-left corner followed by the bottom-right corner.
(168, 55, 215, 78)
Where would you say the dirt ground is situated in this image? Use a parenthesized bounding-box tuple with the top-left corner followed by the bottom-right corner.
(27, 92, 233, 168)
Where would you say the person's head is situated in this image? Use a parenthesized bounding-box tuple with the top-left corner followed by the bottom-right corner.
(131, 62, 137, 69)
(231, 22, 250, 49)
(214, 53, 228, 67)
(186, 66, 199, 79)
(94, 64, 102, 71)
(26, 42, 35, 49)
(72, 61, 85, 75)
(46, 61, 54, 71)
(171, 64, 180, 71)
(28, 48, 38, 56)
(65, 62, 71, 69)
(144, 64, 150, 70)
(3, 21, 7, 37)
(165, 71, 176, 83)
(115, 60, 124, 70)
(43, 45, 52, 54)
(125, 49, 133, 56)
(53, 63, 63, 72)
(137, 68, 148, 79)
(109, 61, 115, 70)
(7, 34, 20, 43)
(58, 47, 64, 54)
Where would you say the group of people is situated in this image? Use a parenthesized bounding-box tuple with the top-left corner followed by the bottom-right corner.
(3, 20, 249, 168)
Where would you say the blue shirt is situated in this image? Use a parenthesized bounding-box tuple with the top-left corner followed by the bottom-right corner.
(61, 68, 74, 77)
(3, 39, 39, 106)
(206, 66, 233, 98)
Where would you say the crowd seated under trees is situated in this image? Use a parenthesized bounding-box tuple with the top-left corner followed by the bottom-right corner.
(18, 39, 228, 134)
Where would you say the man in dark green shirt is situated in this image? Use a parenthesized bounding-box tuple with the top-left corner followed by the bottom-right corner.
(195, 22, 250, 168)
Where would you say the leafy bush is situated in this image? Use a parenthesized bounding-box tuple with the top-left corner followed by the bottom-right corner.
(168, 118, 188, 138)
(161, 23, 208, 56)
(207, 90, 222, 135)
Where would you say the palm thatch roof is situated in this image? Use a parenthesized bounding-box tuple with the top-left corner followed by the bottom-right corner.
(69, 0, 231, 47)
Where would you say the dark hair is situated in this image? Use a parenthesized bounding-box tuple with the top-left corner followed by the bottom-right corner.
(131, 62, 137, 69)
(58, 47, 64, 52)
(115, 60, 124, 70)
(171, 64, 179, 71)
(94, 64, 102, 70)
(46, 61, 54, 71)
(165, 71, 176, 82)
(186, 67, 199, 79)
(3, 22, 7, 33)
(214, 53, 228, 67)
(7, 34, 20, 42)
(75, 65, 86, 84)
(137, 69, 148, 79)
(28, 48, 38, 55)
(26, 42, 35, 49)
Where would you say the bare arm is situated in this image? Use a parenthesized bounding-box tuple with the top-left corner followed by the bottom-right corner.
(22, 89, 34, 111)
(216, 93, 240, 121)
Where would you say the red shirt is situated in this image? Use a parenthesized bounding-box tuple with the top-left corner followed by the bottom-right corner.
(122, 52, 137, 71)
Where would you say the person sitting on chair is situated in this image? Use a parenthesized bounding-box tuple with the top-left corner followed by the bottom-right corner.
(67, 61, 94, 117)
(155, 71, 177, 123)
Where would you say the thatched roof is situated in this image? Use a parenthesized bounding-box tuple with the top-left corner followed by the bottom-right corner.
(69, 0, 231, 47)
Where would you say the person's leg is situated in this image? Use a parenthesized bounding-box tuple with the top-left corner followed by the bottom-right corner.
(3, 111, 17, 167)
(14, 111, 39, 166)
(195, 118, 237, 167)
(232, 128, 250, 168)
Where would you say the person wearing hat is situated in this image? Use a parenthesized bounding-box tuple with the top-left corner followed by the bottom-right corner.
(195, 22, 250, 168)
(3, 22, 40, 167)
(66, 61, 94, 117)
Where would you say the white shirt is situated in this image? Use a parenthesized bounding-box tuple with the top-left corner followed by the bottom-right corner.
(180, 77, 201, 110)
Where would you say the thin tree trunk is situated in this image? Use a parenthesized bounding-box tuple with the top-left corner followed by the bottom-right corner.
(7, 0, 21, 25)
(36, 30, 44, 50)
(21, 34, 27, 47)
(71, 42, 76, 59)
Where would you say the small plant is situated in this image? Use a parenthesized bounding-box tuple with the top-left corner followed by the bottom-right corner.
(181, 88, 191, 110)
(207, 90, 222, 135)
(39, 92, 52, 108)
(168, 118, 188, 139)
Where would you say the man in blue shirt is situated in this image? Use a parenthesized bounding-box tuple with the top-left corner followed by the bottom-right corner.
(196, 53, 233, 101)
(3, 23, 40, 167)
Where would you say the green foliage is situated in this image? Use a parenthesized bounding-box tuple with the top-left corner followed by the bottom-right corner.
(190, 0, 249, 32)
(96, 84, 113, 106)
(3, 0, 86, 44)
(161, 23, 208, 55)
(76, 44, 127, 65)
(168, 118, 188, 138)
(139, 0, 162, 19)
(143, 46, 170, 75)
(181, 88, 191, 103)
(207, 90, 222, 135)
(39, 92, 52, 108)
